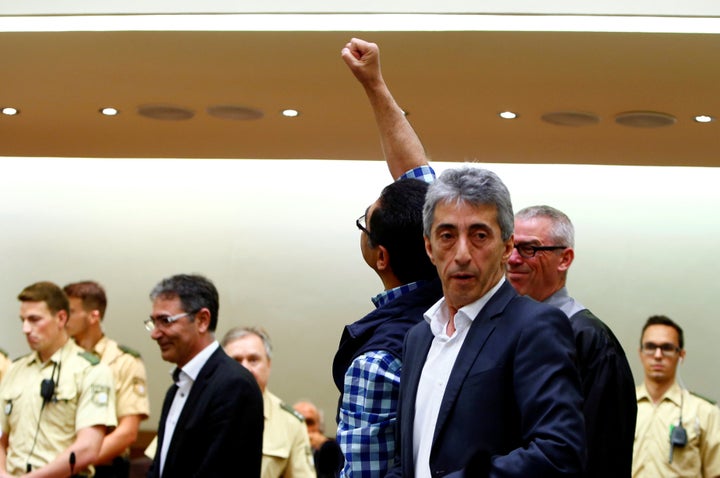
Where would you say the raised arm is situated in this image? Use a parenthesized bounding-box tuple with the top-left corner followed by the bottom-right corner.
(341, 38, 429, 180)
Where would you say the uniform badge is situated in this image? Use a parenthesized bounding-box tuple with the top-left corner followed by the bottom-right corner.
(91, 385, 110, 406)
(133, 378, 147, 396)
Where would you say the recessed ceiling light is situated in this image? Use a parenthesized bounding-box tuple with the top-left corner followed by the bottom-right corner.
(694, 115, 714, 123)
(207, 105, 263, 120)
(615, 111, 676, 128)
(499, 111, 518, 120)
(541, 111, 600, 126)
(137, 104, 194, 121)
(2, 107, 19, 116)
(281, 109, 299, 118)
(100, 107, 119, 116)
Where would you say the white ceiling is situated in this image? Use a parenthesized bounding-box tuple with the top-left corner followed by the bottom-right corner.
(1, 22, 719, 167)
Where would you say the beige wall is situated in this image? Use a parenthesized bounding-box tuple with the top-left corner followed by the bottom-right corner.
(1, 157, 719, 433)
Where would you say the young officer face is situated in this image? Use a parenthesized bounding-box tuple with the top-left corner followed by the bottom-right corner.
(20, 300, 67, 360)
(639, 324, 685, 385)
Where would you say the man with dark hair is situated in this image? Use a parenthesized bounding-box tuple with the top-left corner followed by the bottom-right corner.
(507, 205, 636, 478)
(634, 315, 720, 477)
(64, 280, 150, 478)
(146, 274, 263, 478)
(221, 326, 315, 478)
(0, 281, 117, 477)
(332, 40, 443, 478)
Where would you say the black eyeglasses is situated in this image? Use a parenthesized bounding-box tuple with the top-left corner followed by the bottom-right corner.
(356, 214, 372, 237)
(641, 342, 681, 357)
(513, 244, 567, 259)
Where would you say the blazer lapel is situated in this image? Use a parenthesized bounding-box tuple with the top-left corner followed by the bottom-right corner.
(432, 282, 516, 444)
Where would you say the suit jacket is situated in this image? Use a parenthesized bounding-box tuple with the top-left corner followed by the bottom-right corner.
(147, 347, 264, 478)
(388, 281, 586, 478)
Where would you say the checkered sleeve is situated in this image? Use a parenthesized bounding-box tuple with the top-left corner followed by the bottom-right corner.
(398, 165, 436, 184)
(337, 351, 402, 478)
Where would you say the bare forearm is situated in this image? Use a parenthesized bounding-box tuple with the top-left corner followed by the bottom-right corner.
(363, 79, 428, 180)
(96, 415, 141, 465)
(23, 426, 104, 478)
(341, 38, 428, 180)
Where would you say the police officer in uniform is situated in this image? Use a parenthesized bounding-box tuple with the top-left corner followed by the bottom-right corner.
(633, 315, 720, 477)
(0, 281, 117, 478)
(222, 326, 315, 478)
(64, 281, 150, 478)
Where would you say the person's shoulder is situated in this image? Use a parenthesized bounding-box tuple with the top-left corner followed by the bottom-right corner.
(279, 401, 306, 423)
(689, 390, 718, 407)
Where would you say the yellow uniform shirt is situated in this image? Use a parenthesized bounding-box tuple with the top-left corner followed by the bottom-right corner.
(261, 390, 315, 478)
(0, 339, 117, 476)
(0, 351, 10, 383)
(634, 382, 720, 478)
(92, 336, 150, 420)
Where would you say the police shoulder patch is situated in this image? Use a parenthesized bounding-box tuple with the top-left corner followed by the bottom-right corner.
(78, 351, 100, 365)
(119, 344, 141, 358)
(281, 402, 305, 422)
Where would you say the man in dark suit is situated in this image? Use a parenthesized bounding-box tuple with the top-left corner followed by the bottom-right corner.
(507, 205, 636, 478)
(145, 274, 263, 478)
(387, 167, 586, 477)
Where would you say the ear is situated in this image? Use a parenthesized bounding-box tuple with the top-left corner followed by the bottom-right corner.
(56, 309, 69, 328)
(424, 236, 436, 265)
(679, 350, 686, 363)
(194, 308, 211, 333)
(557, 247, 575, 272)
(501, 234, 514, 262)
(375, 245, 390, 272)
(89, 309, 102, 326)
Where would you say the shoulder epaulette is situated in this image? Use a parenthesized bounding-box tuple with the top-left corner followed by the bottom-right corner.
(78, 351, 101, 365)
(118, 344, 141, 358)
(280, 402, 305, 422)
(690, 391, 717, 405)
(13, 353, 31, 363)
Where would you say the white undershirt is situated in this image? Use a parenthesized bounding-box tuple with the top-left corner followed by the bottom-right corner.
(413, 278, 504, 478)
(159, 340, 219, 477)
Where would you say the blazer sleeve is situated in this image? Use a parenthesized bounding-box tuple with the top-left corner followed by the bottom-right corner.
(492, 305, 586, 476)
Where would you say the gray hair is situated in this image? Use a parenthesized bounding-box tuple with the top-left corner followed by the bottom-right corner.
(515, 205, 575, 248)
(423, 166, 514, 241)
(221, 325, 273, 360)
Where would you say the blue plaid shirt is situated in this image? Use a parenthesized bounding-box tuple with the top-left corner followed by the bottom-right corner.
(338, 350, 402, 478)
(337, 165, 435, 478)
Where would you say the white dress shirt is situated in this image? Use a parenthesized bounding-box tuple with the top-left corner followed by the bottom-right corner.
(159, 340, 219, 477)
(413, 278, 504, 478)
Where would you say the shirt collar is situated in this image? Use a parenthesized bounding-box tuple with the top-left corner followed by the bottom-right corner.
(637, 381, 683, 407)
(172, 340, 219, 383)
(424, 277, 505, 336)
(371, 280, 425, 309)
(91, 335, 109, 357)
(28, 338, 73, 366)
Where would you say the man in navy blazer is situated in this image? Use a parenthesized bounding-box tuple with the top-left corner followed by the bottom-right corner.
(387, 167, 586, 477)
(146, 274, 264, 478)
